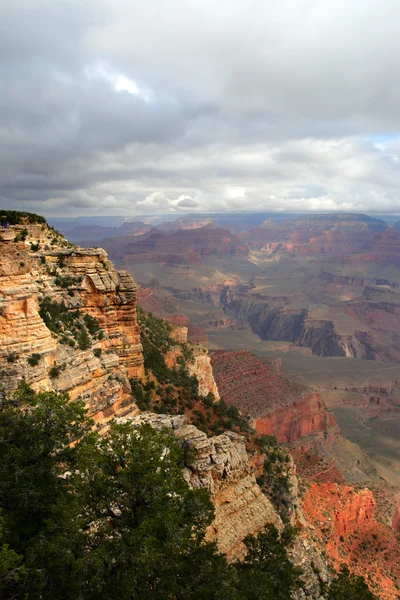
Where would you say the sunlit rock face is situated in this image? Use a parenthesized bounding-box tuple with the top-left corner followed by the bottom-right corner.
(302, 482, 400, 600)
(0, 225, 143, 424)
(119, 412, 281, 560)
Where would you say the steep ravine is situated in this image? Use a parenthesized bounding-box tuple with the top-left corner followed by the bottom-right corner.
(219, 288, 383, 360)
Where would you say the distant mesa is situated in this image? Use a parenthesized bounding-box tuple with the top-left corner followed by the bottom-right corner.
(240, 213, 388, 255)
(99, 224, 249, 266)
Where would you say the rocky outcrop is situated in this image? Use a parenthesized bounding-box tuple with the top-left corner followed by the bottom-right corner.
(0, 245, 54, 355)
(219, 288, 400, 362)
(0, 228, 144, 423)
(188, 349, 220, 400)
(119, 412, 281, 560)
(350, 227, 400, 266)
(392, 498, 400, 532)
(302, 483, 400, 600)
(118, 412, 330, 598)
(211, 350, 338, 447)
(253, 392, 338, 447)
(165, 336, 220, 400)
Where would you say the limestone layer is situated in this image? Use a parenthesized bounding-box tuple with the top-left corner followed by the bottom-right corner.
(0, 234, 144, 423)
(121, 412, 280, 560)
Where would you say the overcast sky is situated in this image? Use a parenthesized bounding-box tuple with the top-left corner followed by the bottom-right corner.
(2, 0, 400, 216)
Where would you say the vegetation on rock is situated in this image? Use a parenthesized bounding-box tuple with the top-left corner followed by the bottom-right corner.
(328, 565, 378, 599)
(256, 435, 293, 522)
(39, 297, 102, 350)
(134, 308, 251, 437)
(0, 384, 304, 600)
(0, 210, 46, 225)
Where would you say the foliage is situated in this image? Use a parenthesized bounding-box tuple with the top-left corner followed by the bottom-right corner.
(49, 362, 66, 378)
(93, 348, 102, 358)
(0, 210, 46, 225)
(137, 308, 174, 382)
(57, 254, 66, 268)
(27, 353, 41, 367)
(30, 242, 40, 252)
(136, 308, 251, 437)
(39, 297, 102, 350)
(328, 565, 379, 600)
(77, 329, 91, 350)
(0, 385, 245, 600)
(83, 313, 101, 336)
(0, 516, 24, 593)
(256, 436, 292, 522)
(235, 523, 302, 600)
(54, 274, 81, 289)
(0, 382, 375, 600)
(6, 353, 18, 364)
(13, 229, 28, 243)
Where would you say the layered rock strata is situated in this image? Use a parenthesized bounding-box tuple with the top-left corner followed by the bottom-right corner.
(119, 412, 330, 598)
(120, 412, 281, 559)
(302, 483, 400, 600)
(0, 234, 144, 423)
(211, 350, 338, 447)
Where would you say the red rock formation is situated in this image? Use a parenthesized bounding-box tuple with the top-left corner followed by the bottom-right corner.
(240, 214, 387, 254)
(350, 228, 400, 265)
(211, 350, 338, 446)
(101, 224, 249, 266)
(392, 497, 400, 532)
(302, 483, 400, 599)
(254, 393, 338, 446)
(166, 314, 208, 345)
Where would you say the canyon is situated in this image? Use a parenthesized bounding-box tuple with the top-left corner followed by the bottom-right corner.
(3, 213, 400, 597)
(211, 349, 338, 448)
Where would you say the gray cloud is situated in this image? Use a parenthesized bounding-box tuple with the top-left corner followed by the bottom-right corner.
(2, 0, 400, 215)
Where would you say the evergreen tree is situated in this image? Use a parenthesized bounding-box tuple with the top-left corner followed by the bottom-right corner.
(328, 565, 379, 600)
(235, 523, 302, 600)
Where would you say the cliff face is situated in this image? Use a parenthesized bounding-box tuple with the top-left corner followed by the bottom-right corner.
(0, 228, 143, 424)
(188, 350, 220, 400)
(119, 412, 330, 598)
(302, 483, 400, 600)
(351, 228, 400, 265)
(220, 288, 400, 362)
(165, 326, 220, 400)
(0, 223, 223, 423)
(211, 350, 338, 447)
(253, 392, 338, 447)
(118, 412, 280, 559)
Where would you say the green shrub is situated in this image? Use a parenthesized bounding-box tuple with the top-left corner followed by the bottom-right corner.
(83, 314, 101, 336)
(77, 330, 91, 351)
(14, 229, 28, 242)
(27, 353, 41, 367)
(0, 210, 46, 225)
(39, 298, 99, 351)
(6, 352, 18, 364)
(54, 275, 81, 289)
(49, 362, 66, 379)
(93, 348, 102, 358)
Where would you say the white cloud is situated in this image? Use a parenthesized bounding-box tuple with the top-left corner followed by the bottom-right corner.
(3, 0, 400, 214)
